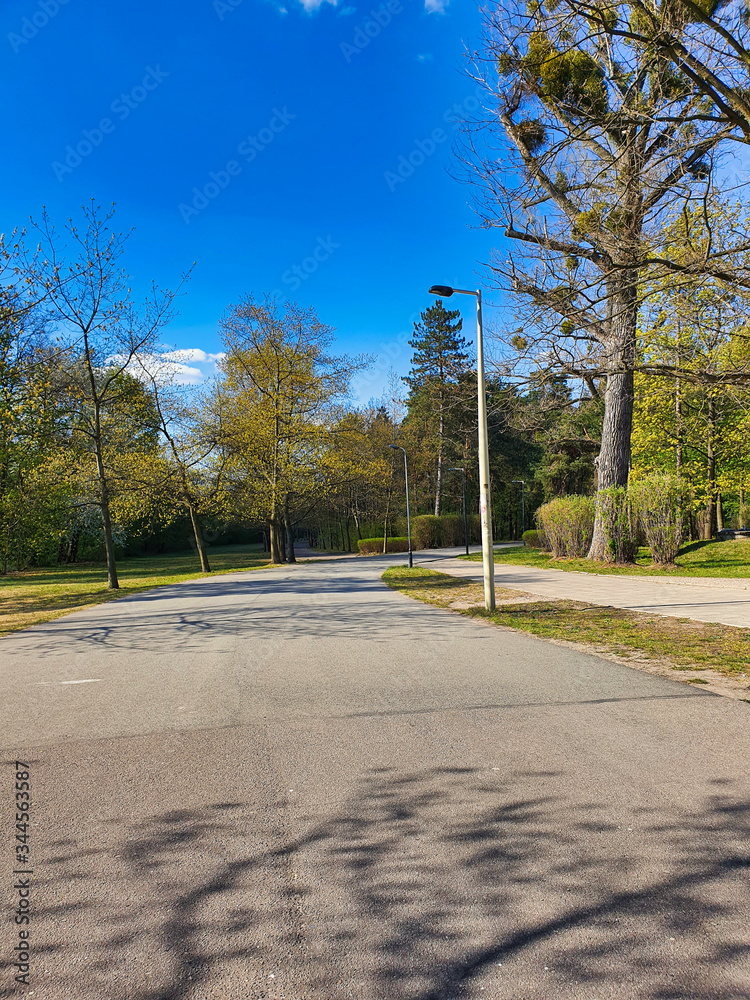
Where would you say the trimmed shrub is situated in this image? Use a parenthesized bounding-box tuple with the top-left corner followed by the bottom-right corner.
(522, 529, 548, 549)
(411, 515, 441, 550)
(395, 514, 481, 549)
(537, 495, 595, 558)
(357, 537, 410, 555)
(629, 473, 688, 565)
(598, 485, 638, 564)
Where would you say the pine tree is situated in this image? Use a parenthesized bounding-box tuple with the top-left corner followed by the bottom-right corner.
(403, 300, 470, 516)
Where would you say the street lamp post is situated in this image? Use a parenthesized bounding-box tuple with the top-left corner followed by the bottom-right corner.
(389, 444, 413, 568)
(512, 479, 525, 537)
(430, 284, 495, 610)
(449, 467, 469, 557)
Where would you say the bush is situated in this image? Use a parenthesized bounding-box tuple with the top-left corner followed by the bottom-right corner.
(598, 485, 638, 564)
(395, 514, 481, 549)
(629, 473, 688, 565)
(357, 537, 410, 555)
(537, 495, 595, 558)
(522, 529, 548, 549)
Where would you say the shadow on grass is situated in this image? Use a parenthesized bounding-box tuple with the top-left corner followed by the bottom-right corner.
(677, 540, 716, 558)
(11, 766, 749, 1000)
(0, 554, 271, 589)
(386, 573, 472, 594)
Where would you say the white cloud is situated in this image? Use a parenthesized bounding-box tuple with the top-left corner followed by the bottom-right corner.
(157, 361, 206, 385)
(163, 348, 225, 364)
(425, 0, 447, 11)
(298, 0, 337, 10)
(417, 53, 434, 62)
(109, 348, 225, 387)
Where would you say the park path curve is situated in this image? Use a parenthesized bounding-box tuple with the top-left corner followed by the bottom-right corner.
(420, 546, 750, 628)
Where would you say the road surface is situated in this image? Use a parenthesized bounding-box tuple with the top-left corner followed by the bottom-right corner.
(0, 553, 748, 1000)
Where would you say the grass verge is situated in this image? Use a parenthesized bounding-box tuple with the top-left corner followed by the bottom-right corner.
(382, 566, 750, 685)
(462, 539, 750, 578)
(0, 545, 273, 637)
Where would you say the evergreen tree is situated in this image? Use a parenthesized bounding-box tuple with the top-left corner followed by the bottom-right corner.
(403, 300, 471, 515)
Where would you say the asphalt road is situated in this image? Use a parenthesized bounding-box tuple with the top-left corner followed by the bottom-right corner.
(1, 553, 748, 1000)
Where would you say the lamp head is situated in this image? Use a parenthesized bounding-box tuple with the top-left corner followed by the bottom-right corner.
(429, 285, 454, 297)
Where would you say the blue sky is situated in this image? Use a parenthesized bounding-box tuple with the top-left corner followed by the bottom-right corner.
(4, 0, 506, 401)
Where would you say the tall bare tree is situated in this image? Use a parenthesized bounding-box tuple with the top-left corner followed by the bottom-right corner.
(464, 0, 750, 555)
(18, 203, 183, 587)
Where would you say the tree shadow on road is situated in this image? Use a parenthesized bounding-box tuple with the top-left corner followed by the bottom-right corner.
(6, 573, 488, 655)
(8, 765, 749, 1000)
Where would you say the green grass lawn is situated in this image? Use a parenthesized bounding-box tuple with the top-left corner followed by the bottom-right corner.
(383, 566, 750, 681)
(0, 545, 272, 636)
(463, 539, 750, 578)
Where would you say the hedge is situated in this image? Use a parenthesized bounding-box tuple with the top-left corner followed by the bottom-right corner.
(395, 514, 481, 549)
(357, 537, 410, 554)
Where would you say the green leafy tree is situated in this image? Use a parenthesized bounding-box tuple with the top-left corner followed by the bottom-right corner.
(218, 296, 368, 563)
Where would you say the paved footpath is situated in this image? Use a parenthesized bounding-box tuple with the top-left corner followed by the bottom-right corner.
(1, 552, 748, 1000)
(420, 546, 750, 628)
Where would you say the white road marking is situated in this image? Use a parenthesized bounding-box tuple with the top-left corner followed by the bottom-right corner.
(36, 679, 103, 686)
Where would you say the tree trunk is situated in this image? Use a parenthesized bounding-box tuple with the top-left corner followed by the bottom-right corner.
(284, 500, 296, 564)
(285, 522, 295, 562)
(269, 518, 284, 563)
(434, 408, 445, 516)
(188, 504, 211, 573)
(92, 424, 119, 588)
(588, 279, 637, 560)
(703, 396, 718, 540)
(97, 472, 119, 589)
(68, 527, 80, 564)
(675, 318, 683, 474)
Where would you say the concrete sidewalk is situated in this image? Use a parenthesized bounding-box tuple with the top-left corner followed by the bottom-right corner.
(419, 548, 750, 628)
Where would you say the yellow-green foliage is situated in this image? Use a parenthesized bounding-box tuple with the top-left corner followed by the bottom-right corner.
(573, 203, 606, 237)
(524, 32, 607, 117)
(537, 495, 596, 557)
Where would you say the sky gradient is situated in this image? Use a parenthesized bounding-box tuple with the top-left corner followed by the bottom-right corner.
(5, 0, 508, 401)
